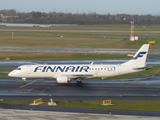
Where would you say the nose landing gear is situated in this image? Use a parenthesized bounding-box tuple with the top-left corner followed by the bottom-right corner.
(22, 78, 27, 85)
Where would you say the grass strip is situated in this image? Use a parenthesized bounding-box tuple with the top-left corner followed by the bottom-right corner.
(0, 52, 127, 60)
(1, 100, 160, 112)
(0, 68, 14, 71)
(0, 30, 160, 49)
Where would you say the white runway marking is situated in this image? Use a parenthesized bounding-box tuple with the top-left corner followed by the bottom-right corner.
(20, 79, 42, 88)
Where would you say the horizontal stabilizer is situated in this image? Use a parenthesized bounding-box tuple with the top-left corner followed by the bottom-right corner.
(133, 66, 152, 70)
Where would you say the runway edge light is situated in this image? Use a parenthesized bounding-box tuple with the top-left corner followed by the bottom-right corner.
(148, 41, 156, 45)
(101, 100, 113, 106)
(127, 54, 134, 57)
(48, 98, 57, 106)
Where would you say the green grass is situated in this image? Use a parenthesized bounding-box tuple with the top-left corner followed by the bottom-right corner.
(104, 75, 147, 80)
(0, 25, 160, 48)
(0, 68, 14, 77)
(0, 73, 8, 77)
(1, 100, 160, 112)
(0, 100, 31, 105)
(0, 68, 14, 71)
(55, 101, 160, 112)
(0, 52, 127, 60)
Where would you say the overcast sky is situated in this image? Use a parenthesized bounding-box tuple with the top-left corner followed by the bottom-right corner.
(1, 0, 160, 15)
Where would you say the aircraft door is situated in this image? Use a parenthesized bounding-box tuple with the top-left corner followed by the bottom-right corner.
(26, 65, 31, 74)
(118, 64, 121, 75)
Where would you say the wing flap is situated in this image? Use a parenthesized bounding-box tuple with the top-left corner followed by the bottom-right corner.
(56, 73, 96, 79)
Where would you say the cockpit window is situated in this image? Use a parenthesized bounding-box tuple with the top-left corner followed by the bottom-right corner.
(16, 68, 21, 70)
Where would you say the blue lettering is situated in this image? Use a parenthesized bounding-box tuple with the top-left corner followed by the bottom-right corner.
(42, 66, 47, 72)
(46, 66, 56, 72)
(75, 66, 80, 72)
(65, 66, 75, 72)
(34, 66, 43, 72)
(79, 66, 90, 72)
(133, 52, 147, 60)
(34, 65, 90, 73)
(56, 66, 66, 72)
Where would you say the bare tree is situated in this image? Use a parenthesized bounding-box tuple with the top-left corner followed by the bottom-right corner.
(1, 9, 160, 25)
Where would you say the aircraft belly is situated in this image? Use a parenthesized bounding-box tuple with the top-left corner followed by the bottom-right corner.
(96, 68, 119, 77)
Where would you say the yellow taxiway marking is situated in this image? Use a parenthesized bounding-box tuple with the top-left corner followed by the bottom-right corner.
(20, 79, 39, 88)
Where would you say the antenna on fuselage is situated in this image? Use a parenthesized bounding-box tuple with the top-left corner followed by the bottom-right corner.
(90, 62, 94, 65)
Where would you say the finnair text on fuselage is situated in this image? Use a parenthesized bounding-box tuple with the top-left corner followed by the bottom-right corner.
(33, 65, 116, 73)
(34, 66, 90, 73)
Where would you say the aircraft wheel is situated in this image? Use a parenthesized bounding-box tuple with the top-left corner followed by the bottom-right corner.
(22, 78, 27, 85)
(77, 81, 82, 86)
(23, 81, 26, 85)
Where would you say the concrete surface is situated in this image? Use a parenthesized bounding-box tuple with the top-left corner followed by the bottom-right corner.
(0, 109, 160, 120)
(0, 46, 160, 55)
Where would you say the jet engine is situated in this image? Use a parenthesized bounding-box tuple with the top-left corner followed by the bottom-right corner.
(56, 76, 70, 84)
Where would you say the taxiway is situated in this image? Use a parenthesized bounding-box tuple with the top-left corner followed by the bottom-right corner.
(0, 73, 160, 101)
(0, 46, 160, 55)
(1, 74, 160, 118)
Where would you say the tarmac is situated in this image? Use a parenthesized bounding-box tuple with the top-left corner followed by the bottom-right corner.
(1, 109, 160, 120)
(0, 46, 160, 55)
(1, 73, 160, 119)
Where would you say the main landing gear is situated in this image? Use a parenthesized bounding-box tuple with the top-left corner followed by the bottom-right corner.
(22, 78, 27, 85)
(77, 78, 82, 86)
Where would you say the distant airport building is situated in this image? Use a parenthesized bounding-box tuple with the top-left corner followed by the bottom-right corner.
(0, 14, 19, 19)
(0, 23, 78, 27)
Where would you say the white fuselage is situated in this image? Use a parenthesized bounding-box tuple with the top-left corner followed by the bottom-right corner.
(8, 64, 140, 79)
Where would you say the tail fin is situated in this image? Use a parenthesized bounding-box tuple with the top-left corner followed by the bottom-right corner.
(121, 44, 150, 67)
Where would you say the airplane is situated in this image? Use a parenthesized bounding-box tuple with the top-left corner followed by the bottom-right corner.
(8, 44, 151, 86)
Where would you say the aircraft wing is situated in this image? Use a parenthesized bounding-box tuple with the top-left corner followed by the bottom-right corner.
(58, 73, 96, 79)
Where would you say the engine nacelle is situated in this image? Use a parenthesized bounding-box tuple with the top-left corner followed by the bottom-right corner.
(56, 76, 70, 84)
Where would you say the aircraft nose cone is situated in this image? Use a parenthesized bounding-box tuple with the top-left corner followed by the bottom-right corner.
(8, 71, 14, 77)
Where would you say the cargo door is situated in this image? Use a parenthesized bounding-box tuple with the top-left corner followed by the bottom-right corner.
(26, 65, 31, 74)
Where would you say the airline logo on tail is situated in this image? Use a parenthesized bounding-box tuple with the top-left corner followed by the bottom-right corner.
(132, 52, 147, 60)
